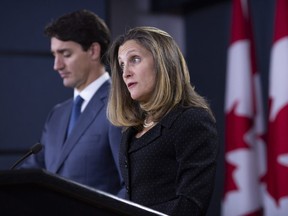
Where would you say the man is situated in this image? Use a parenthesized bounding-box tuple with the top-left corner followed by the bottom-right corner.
(20, 9, 124, 197)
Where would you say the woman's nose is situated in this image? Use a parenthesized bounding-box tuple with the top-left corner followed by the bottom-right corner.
(122, 65, 132, 78)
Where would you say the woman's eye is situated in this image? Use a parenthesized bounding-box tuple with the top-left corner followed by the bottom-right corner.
(119, 63, 124, 73)
(132, 56, 140, 63)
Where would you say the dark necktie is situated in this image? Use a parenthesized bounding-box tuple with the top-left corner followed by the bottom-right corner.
(67, 95, 84, 136)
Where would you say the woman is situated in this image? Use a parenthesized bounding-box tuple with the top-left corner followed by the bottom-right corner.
(107, 26, 218, 216)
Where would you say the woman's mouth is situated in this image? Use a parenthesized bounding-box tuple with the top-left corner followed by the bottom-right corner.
(127, 82, 137, 89)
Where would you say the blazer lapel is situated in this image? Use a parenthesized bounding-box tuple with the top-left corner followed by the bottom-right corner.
(127, 105, 185, 153)
(128, 125, 162, 153)
(121, 127, 135, 155)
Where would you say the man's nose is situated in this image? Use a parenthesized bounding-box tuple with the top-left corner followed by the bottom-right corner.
(53, 56, 64, 71)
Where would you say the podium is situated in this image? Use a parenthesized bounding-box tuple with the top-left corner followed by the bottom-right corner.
(0, 169, 167, 216)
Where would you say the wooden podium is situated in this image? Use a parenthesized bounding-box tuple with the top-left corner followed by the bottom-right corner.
(0, 169, 167, 216)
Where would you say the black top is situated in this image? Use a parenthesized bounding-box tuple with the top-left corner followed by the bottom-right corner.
(119, 105, 219, 216)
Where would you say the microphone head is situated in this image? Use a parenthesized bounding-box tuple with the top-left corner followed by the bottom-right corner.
(30, 143, 43, 154)
(10, 142, 43, 170)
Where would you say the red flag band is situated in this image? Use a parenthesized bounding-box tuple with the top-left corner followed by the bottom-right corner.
(264, 0, 288, 215)
(223, 0, 266, 215)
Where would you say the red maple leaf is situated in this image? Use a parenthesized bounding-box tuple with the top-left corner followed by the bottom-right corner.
(223, 102, 253, 198)
(264, 99, 288, 205)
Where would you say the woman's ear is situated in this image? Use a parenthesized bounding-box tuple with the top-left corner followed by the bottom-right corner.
(89, 42, 101, 60)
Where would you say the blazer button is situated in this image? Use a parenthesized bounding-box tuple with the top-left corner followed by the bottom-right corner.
(124, 160, 128, 168)
(126, 186, 129, 193)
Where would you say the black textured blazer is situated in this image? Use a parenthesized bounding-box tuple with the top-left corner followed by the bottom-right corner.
(119, 105, 218, 216)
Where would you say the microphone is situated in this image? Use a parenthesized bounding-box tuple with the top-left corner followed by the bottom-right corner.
(10, 142, 43, 170)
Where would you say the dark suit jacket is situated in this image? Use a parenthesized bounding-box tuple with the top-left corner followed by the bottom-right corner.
(120, 105, 218, 215)
(21, 80, 125, 197)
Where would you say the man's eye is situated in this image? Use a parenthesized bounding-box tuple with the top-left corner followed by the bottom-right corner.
(63, 52, 71, 57)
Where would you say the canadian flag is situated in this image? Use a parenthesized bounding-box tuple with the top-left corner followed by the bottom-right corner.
(263, 0, 288, 215)
(222, 0, 266, 215)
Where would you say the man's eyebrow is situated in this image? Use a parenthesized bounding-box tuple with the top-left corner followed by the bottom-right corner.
(52, 48, 69, 54)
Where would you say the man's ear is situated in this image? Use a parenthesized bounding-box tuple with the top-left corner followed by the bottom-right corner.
(89, 42, 101, 60)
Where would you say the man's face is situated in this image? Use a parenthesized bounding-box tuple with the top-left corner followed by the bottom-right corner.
(51, 37, 93, 91)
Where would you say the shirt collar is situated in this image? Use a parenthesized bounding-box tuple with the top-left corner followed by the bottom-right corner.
(73, 72, 110, 110)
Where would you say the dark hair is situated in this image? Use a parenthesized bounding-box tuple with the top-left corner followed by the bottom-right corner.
(44, 9, 110, 65)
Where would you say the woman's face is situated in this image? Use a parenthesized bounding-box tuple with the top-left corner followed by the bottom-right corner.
(118, 40, 156, 103)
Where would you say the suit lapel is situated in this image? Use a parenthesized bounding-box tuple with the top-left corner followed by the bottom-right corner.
(61, 101, 73, 144)
(52, 82, 109, 173)
(46, 99, 72, 172)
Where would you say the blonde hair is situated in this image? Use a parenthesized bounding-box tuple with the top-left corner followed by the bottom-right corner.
(107, 26, 214, 129)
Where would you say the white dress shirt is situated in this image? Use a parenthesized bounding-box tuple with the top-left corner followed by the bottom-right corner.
(73, 72, 110, 112)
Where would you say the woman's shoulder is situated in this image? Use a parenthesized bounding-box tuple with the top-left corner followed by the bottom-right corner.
(161, 105, 214, 128)
(174, 105, 212, 119)
(179, 106, 212, 122)
(183, 106, 211, 116)
(175, 106, 218, 135)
